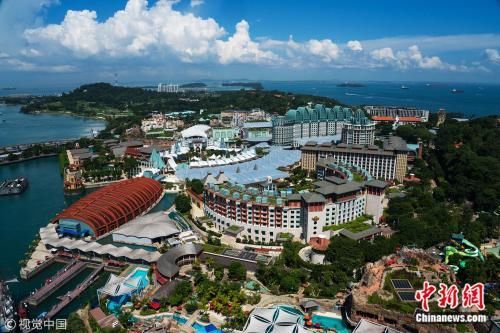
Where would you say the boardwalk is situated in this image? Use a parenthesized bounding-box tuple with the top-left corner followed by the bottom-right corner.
(45, 264, 104, 320)
(25, 261, 86, 306)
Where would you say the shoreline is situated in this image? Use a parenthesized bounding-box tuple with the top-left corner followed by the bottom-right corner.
(1, 102, 108, 122)
(0, 153, 58, 166)
(21, 109, 108, 122)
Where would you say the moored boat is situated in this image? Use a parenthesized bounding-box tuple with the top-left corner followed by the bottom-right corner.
(0, 281, 16, 333)
(0, 177, 29, 196)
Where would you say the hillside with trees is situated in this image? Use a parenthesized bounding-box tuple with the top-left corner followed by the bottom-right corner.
(8, 82, 343, 118)
(255, 116, 499, 311)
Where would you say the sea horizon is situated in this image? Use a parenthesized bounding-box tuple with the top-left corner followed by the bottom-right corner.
(2, 79, 500, 117)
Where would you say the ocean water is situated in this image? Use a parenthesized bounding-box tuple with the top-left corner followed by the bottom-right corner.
(263, 81, 500, 117)
(0, 104, 106, 147)
(0, 157, 175, 315)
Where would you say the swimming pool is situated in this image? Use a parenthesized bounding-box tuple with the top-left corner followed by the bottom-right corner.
(173, 313, 188, 325)
(106, 267, 150, 313)
(192, 322, 221, 333)
(312, 314, 351, 333)
(133, 313, 188, 325)
(128, 267, 149, 281)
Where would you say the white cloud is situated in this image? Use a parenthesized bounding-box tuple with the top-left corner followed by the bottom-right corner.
(0, 56, 76, 72)
(361, 34, 500, 53)
(0, 0, 59, 53)
(370, 47, 396, 61)
(1, 0, 494, 76)
(259, 36, 341, 67)
(485, 49, 500, 63)
(25, 0, 225, 61)
(190, 0, 204, 7)
(370, 45, 465, 71)
(398, 45, 445, 69)
(347, 40, 362, 51)
(215, 20, 280, 64)
(20, 48, 42, 57)
(306, 39, 340, 63)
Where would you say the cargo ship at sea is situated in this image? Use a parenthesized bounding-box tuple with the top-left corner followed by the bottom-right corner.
(0, 178, 29, 196)
(0, 281, 15, 333)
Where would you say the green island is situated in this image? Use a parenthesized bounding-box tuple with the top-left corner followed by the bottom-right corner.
(1, 83, 343, 138)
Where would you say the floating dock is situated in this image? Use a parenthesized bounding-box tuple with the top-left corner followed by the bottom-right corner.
(24, 261, 86, 306)
(45, 264, 104, 320)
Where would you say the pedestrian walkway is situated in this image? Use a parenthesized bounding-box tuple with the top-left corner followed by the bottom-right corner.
(45, 264, 104, 319)
(24, 260, 86, 306)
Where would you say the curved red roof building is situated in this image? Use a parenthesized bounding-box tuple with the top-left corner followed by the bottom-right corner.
(53, 177, 163, 238)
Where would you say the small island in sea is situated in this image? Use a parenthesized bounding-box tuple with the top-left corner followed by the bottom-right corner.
(336, 82, 366, 88)
(179, 82, 207, 88)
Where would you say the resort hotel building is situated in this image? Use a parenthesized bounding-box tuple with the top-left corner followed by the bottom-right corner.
(300, 136, 409, 182)
(341, 111, 375, 145)
(203, 175, 387, 243)
(271, 104, 375, 146)
(157, 83, 179, 93)
(364, 105, 429, 123)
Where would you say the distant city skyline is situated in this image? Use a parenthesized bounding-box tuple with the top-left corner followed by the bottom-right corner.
(1, 0, 500, 86)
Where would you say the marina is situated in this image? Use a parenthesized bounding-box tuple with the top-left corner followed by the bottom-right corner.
(24, 261, 87, 306)
(0, 281, 15, 333)
(0, 156, 176, 319)
(44, 264, 104, 320)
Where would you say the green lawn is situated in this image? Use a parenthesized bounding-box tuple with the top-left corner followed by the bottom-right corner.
(202, 243, 229, 254)
(227, 225, 242, 233)
(322, 215, 372, 232)
(352, 172, 365, 182)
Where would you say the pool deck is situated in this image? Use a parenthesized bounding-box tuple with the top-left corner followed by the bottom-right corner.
(313, 310, 343, 319)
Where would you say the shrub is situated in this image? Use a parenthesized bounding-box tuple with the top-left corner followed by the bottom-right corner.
(185, 301, 198, 314)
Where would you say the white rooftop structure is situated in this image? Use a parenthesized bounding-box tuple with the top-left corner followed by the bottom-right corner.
(112, 211, 180, 245)
(176, 146, 301, 185)
(188, 149, 258, 168)
(98, 274, 143, 297)
(243, 306, 310, 333)
(352, 319, 402, 333)
(181, 124, 211, 139)
(40, 224, 161, 263)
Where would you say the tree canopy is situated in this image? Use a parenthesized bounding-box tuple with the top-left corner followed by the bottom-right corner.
(175, 194, 191, 213)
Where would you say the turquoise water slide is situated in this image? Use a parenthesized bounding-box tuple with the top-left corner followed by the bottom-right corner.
(444, 238, 484, 267)
(444, 246, 475, 264)
(461, 239, 484, 261)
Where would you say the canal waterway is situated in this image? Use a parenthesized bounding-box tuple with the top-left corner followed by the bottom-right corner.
(0, 104, 106, 147)
(0, 156, 175, 317)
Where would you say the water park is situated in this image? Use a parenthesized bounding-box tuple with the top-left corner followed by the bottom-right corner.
(97, 266, 150, 313)
(344, 233, 488, 332)
(444, 233, 485, 273)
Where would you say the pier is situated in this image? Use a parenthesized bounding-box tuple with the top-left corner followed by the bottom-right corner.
(24, 260, 86, 306)
(45, 264, 104, 320)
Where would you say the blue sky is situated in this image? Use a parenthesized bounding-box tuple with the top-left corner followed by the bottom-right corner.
(0, 0, 500, 87)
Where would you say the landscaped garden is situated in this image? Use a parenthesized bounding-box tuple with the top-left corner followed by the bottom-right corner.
(322, 215, 373, 232)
